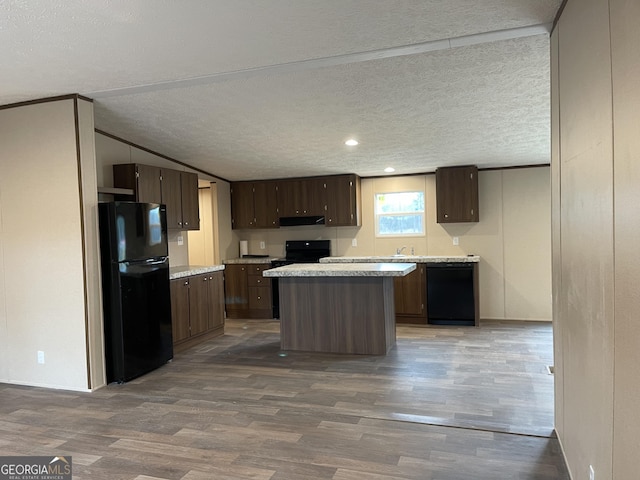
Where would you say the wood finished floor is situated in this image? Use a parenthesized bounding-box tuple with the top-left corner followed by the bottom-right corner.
(0, 320, 568, 480)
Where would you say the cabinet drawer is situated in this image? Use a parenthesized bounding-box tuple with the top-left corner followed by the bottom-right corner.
(249, 286, 272, 309)
(248, 275, 270, 287)
(248, 264, 270, 275)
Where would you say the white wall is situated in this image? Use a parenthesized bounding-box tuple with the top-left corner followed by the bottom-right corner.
(0, 97, 101, 391)
(235, 167, 551, 321)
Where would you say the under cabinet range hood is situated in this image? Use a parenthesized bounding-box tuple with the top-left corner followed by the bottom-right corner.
(279, 215, 325, 227)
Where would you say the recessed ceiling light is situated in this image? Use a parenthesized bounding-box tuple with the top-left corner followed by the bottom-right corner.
(345, 139, 359, 146)
(384, 167, 395, 173)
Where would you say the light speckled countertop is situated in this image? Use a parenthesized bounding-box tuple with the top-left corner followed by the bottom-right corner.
(169, 265, 225, 279)
(223, 257, 280, 264)
(263, 263, 416, 277)
(319, 255, 480, 263)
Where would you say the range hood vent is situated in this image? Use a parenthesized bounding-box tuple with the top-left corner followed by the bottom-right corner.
(279, 215, 326, 227)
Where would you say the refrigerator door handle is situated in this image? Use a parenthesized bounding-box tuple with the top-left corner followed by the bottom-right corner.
(146, 257, 169, 266)
(123, 257, 169, 267)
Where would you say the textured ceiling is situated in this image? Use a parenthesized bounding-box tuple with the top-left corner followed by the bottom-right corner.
(1, 0, 561, 181)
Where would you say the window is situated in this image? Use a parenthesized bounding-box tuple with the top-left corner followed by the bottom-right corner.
(375, 191, 425, 236)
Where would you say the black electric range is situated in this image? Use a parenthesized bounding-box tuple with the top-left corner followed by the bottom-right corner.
(270, 240, 331, 318)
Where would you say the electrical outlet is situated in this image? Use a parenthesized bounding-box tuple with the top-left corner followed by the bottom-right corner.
(453, 236, 459, 246)
(260, 241, 266, 250)
(351, 238, 357, 247)
(589, 465, 595, 480)
(177, 235, 184, 246)
(37, 351, 45, 364)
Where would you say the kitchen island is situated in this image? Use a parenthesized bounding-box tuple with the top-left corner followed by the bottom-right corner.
(318, 255, 480, 263)
(264, 263, 415, 355)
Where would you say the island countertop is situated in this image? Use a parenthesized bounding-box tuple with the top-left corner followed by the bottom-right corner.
(263, 262, 416, 277)
(169, 264, 225, 280)
(319, 255, 480, 263)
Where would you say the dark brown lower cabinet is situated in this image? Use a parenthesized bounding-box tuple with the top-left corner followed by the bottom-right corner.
(171, 278, 190, 343)
(393, 265, 427, 324)
(224, 264, 248, 317)
(188, 274, 210, 337)
(224, 263, 273, 319)
(207, 272, 225, 330)
(170, 271, 225, 353)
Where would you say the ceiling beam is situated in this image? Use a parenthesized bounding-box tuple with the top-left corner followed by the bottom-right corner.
(87, 23, 551, 99)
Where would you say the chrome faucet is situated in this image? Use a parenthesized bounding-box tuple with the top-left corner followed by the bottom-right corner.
(396, 246, 406, 255)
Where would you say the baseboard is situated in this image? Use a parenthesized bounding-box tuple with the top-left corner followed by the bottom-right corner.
(481, 317, 552, 323)
(3, 379, 92, 393)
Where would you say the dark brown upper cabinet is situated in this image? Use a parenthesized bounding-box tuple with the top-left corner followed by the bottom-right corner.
(230, 174, 361, 230)
(160, 168, 182, 229)
(112, 163, 162, 204)
(230, 180, 279, 229)
(180, 171, 199, 230)
(277, 178, 325, 218)
(230, 181, 255, 228)
(436, 166, 479, 223)
(113, 163, 200, 230)
(323, 174, 361, 227)
(252, 181, 279, 228)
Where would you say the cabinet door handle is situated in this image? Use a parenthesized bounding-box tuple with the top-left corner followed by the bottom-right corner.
(209, 276, 213, 280)
(185, 221, 189, 226)
(203, 277, 207, 281)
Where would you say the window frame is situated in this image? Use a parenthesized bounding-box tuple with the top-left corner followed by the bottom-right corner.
(374, 190, 426, 238)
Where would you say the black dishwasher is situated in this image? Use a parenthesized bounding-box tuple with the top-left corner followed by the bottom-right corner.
(427, 263, 476, 326)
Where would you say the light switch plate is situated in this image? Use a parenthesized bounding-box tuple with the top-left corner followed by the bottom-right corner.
(260, 241, 266, 249)
(177, 235, 184, 246)
(351, 239, 357, 247)
(453, 236, 459, 246)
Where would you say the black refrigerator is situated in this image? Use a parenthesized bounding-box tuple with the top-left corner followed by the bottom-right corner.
(98, 201, 173, 384)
